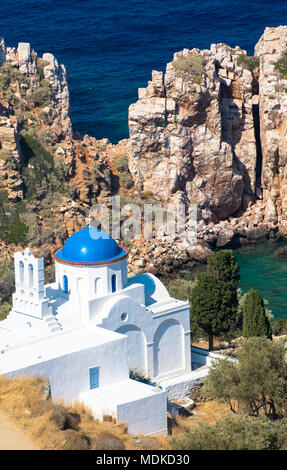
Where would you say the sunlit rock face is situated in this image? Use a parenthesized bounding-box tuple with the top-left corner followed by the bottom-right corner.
(128, 43, 259, 222)
(255, 26, 287, 228)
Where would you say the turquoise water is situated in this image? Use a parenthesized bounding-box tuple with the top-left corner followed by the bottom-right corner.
(234, 242, 287, 320)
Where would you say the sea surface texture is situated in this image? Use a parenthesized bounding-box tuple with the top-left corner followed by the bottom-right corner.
(1, 0, 287, 143)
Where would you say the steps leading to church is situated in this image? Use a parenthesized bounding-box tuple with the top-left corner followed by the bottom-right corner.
(43, 315, 62, 333)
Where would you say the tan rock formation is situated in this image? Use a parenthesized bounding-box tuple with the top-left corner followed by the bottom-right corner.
(129, 44, 259, 222)
(42, 52, 72, 140)
(255, 26, 287, 226)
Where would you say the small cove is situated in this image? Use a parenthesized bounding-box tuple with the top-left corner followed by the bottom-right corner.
(166, 240, 287, 320)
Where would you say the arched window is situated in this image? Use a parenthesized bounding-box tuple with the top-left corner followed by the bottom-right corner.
(19, 261, 24, 284)
(111, 274, 116, 293)
(28, 264, 33, 287)
(63, 275, 69, 293)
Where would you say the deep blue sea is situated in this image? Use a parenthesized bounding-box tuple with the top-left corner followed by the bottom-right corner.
(1, 0, 287, 143)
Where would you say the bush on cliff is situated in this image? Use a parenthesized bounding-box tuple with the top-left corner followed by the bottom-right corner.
(120, 172, 133, 189)
(0, 191, 28, 245)
(36, 58, 49, 81)
(114, 154, 129, 172)
(20, 132, 54, 196)
(172, 54, 205, 83)
(237, 54, 259, 72)
(114, 154, 134, 190)
(29, 86, 52, 108)
(274, 51, 287, 78)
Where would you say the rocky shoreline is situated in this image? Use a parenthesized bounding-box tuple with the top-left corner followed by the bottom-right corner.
(1, 27, 287, 277)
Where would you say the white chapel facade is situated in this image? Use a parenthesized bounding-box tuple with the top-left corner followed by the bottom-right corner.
(0, 226, 192, 435)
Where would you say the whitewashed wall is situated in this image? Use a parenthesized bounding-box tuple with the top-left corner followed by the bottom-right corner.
(5, 336, 128, 402)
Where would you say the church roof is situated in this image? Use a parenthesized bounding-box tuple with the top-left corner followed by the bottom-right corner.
(54, 227, 128, 265)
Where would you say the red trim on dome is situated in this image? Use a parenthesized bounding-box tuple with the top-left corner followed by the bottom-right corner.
(53, 244, 129, 266)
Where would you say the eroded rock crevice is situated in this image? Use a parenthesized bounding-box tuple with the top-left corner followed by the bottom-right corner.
(127, 27, 287, 254)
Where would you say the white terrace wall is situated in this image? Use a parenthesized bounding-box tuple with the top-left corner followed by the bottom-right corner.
(4, 336, 128, 402)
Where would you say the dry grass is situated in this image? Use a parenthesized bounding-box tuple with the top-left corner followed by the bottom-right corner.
(0, 375, 231, 450)
(192, 337, 228, 350)
(171, 54, 205, 83)
(0, 375, 167, 450)
(168, 400, 230, 439)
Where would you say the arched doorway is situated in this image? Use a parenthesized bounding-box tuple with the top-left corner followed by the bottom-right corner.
(116, 324, 146, 374)
(153, 319, 184, 378)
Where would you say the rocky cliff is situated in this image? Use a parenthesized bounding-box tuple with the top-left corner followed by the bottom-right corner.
(129, 43, 259, 222)
(0, 39, 122, 258)
(3, 28, 287, 276)
(128, 27, 287, 250)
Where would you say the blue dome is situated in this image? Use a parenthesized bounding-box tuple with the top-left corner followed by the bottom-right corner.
(55, 227, 127, 264)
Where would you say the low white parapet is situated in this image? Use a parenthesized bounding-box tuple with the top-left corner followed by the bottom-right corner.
(79, 378, 168, 436)
(158, 368, 209, 400)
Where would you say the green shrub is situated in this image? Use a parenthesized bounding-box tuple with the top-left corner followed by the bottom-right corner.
(172, 54, 205, 83)
(114, 155, 129, 172)
(37, 130, 55, 148)
(0, 191, 28, 244)
(0, 269, 14, 302)
(237, 54, 259, 72)
(36, 58, 49, 81)
(129, 368, 152, 385)
(29, 86, 52, 108)
(203, 337, 287, 419)
(0, 150, 13, 161)
(170, 414, 279, 450)
(272, 318, 287, 336)
(120, 172, 133, 189)
(274, 51, 287, 78)
(20, 132, 54, 197)
(0, 301, 11, 320)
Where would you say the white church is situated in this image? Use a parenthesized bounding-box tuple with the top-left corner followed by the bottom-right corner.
(0, 226, 201, 436)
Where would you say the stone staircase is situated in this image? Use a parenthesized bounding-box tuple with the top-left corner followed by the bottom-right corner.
(43, 314, 62, 333)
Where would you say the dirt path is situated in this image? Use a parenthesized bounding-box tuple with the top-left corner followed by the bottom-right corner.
(0, 408, 38, 450)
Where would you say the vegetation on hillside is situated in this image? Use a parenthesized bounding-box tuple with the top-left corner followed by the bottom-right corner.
(237, 54, 259, 72)
(172, 54, 205, 83)
(203, 337, 287, 418)
(171, 413, 287, 450)
(114, 154, 133, 189)
(274, 51, 287, 78)
(0, 375, 166, 450)
(171, 337, 287, 450)
(0, 191, 28, 244)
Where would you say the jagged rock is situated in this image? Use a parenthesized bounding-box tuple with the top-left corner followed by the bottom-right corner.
(0, 116, 21, 154)
(0, 38, 6, 65)
(42, 52, 72, 140)
(255, 26, 287, 226)
(216, 228, 235, 248)
(129, 43, 258, 222)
